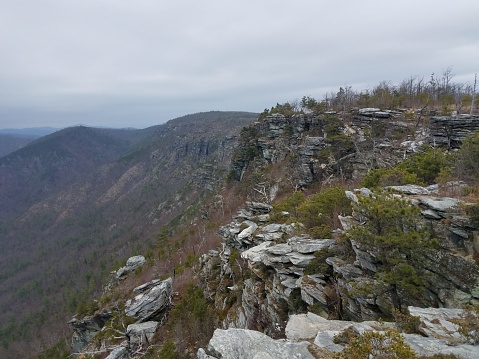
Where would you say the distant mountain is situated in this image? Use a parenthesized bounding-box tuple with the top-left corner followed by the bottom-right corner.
(0, 127, 62, 158)
(0, 134, 35, 158)
(0, 111, 257, 357)
(0, 127, 60, 138)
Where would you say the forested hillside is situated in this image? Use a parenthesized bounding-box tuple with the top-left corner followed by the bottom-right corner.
(0, 111, 257, 358)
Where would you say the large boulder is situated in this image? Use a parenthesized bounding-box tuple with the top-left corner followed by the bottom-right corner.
(125, 277, 172, 322)
(127, 321, 159, 344)
(116, 255, 146, 279)
(201, 328, 314, 359)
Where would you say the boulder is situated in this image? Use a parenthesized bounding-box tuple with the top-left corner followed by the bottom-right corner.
(204, 328, 314, 359)
(386, 184, 430, 195)
(126, 321, 159, 344)
(417, 196, 461, 213)
(404, 334, 479, 358)
(125, 277, 172, 322)
(116, 255, 146, 279)
(105, 346, 128, 359)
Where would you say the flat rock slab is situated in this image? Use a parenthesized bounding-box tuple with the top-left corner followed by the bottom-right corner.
(206, 328, 314, 359)
(417, 196, 462, 212)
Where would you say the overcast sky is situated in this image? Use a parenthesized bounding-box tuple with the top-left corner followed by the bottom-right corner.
(1, 0, 478, 129)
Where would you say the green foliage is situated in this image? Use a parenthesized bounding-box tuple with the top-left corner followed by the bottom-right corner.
(394, 309, 421, 334)
(348, 193, 437, 309)
(304, 248, 334, 275)
(453, 131, 479, 183)
(398, 147, 449, 185)
(362, 167, 421, 188)
(453, 306, 479, 345)
(362, 147, 449, 188)
(37, 339, 70, 359)
(297, 185, 352, 231)
(465, 202, 479, 228)
(157, 339, 179, 359)
(271, 191, 306, 222)
(169, 283, 209, 322)
(334, 329, 417, 359)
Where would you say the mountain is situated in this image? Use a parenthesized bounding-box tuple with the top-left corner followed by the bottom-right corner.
(0, 111, 257, 357)
(63, 107, 479, 359)
(0, 127, 60, 137)
(0, 134, 36, 158)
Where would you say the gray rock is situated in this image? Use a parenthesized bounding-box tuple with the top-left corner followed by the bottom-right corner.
(241, 241, 272, 262)
(289, 238, 335, 254)
(326, 257, 363, 280)
(105, 346, 128, 359)
(355, 187, 373, 197)
(285, 312, 348, 340)
(116, 255, 146, 279)
(338, 215, 357, 230)
(238, 221, 258, 240)
(386, 184, 430, 195)
(125, 277, 172, 322)
(287, 252, 315, 267)
(206, 328, 314, 359)
(261, 224, 283, 233)
(345, 190, 358, 203)
(197, 348, 216, 359)
(404, 334, 479, 359)
(300, 276, 327, 306)
(421, 209, 442, 220)
(407, 306, 464, 341)
(313, 330, 344, 352)
(69, 312, 112, 353)
(266, 243, 292, 255)
(418, 196, 462, 212)
(126, 321, 159, 344)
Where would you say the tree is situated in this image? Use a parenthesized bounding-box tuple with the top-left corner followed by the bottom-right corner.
(453, 131, 479, 183)
(348, 193, 437, 310)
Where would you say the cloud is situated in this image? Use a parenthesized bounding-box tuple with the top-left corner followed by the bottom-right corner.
(0, 0, 478, 128)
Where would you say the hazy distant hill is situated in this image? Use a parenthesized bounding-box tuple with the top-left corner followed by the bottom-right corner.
(0, 127, 60, 137)
(0, 111, 257, 357)
(0, 134, 36, 158)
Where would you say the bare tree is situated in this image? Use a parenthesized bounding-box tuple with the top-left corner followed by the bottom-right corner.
(472, 73, 478, 115)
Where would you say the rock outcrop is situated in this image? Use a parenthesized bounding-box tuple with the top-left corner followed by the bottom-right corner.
(200, 181, 479, 346)
(124, 277, 173, 322)
(429, 114, 479, 148)
(199, 307, 479, 358)
(116, 255, 146, 279)
(201, 328, 314, 359)
(68, 312, 112, 353)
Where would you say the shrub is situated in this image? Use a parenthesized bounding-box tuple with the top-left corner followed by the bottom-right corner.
(334, 329, 416, 359)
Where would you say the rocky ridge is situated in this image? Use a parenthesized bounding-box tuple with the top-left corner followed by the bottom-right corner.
(199, 181, 479, 357)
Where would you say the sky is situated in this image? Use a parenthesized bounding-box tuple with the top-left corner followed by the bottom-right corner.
(1, 0, 478, 129)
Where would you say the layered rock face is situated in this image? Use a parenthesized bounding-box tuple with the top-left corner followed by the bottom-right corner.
(230, 114, 339, 186)
(230, 111, 425, 189)
(429, 114, 479, 148)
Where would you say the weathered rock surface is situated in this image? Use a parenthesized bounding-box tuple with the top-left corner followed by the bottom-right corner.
(116, 255, 146, 279)
(127, 321, 159, 344)
(69, 312, 112, 353)
(429, 115, 479, 148)
(124, 277, 172, 322)
(202, 328, 314, 359)
(105, 346, 128, 359)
